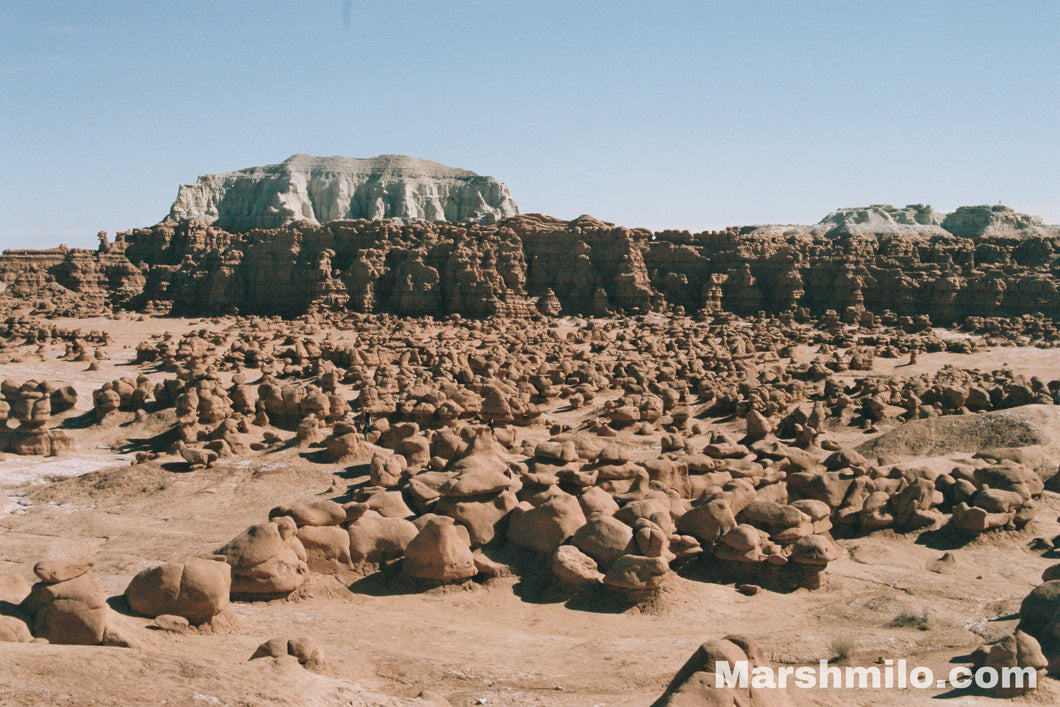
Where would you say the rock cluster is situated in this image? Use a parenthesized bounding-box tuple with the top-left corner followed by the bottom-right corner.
(0, 379, 75, 455)
(72, 310, 1059, 600)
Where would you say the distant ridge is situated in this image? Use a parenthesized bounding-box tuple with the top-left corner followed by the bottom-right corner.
(740, 204, 1060, 240)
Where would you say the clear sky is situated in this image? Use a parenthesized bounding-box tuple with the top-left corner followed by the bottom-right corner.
(2, 0, 1058, 250)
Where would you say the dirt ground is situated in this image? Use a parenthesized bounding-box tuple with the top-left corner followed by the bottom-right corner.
(2, 315, 1060, 706)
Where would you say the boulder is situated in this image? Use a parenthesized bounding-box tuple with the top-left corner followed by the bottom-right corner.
(571, 515, 635, 571)
(403, 516, 477, 583)
(296, 525, 355, 574)
(602, 555, 669, 591)
(433, 490, 518, 548)
(125, 559, 231, 625)
(551, 545, 603, 587)
(507, 493, 588, 554)
(347, 511, 419, 568)
(250, 636, 325, 666)
(216, 517, 309, 596)
(269, 500, 346, 527)
(21, 571, 107, 645)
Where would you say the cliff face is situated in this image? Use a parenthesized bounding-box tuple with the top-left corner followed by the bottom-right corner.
(3, 206, 1060, 322)
(166, 154, 520, 230)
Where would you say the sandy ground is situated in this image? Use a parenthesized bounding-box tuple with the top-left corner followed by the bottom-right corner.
(1, 316, 1059, 705)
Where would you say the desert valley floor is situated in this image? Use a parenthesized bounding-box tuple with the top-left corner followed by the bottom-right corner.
(2, 312, 1060, 706)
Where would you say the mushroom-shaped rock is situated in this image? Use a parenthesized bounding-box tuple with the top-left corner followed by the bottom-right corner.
(124, 559, 231, 625)
(597, 443, 631, 464)
(216, 517, 309, 596)
(398, 435, 432, 467)
(179, 445, 218, 469)
(578, 486, 620, 517)
(49, 385, 77, 413)
(823, 447, 867, 471)
(739, 501, 813, 544)
(446, 427, 508, 475)
(33, 558, 94, 584)
(369, 452, 408, 488)
(325, 428, 372, 463)
(438, 469, 512, 498)
(402, 515, 477, 583)
(715, 524, 766, 564)
(790, 534, 840, 566)
(353, 489, 414, 519)
(789, 533, 841, 590)
(534, 439, 578, 463)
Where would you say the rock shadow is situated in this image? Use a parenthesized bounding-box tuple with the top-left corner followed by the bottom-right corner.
(346, 563, 448, 597)
(914, 524, 977, 551)
(116, 427, 179, 455)
(106, 594, 139, 618)
(56, 410, 98, 430)
(676, 555, 803, 595)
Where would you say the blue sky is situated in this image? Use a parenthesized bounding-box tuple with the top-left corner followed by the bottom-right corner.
(2, 1, 1058, 249)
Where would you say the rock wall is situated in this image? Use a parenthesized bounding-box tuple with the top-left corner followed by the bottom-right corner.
(166, 154, 519, 230)
(2, 208, 1060, 322)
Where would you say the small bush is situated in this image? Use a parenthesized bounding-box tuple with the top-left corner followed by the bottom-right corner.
(829, 634, 857, 663)
(890, 607, 933, 631)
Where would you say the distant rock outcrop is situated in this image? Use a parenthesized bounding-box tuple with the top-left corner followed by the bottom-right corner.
(165, 154, 520, 230)
(941, 205, 1059, 239)
(813, 204, 949, 238)
(747, 204, 1060, 241)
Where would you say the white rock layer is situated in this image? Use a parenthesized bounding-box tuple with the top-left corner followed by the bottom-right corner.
(166, 154, 519, 229)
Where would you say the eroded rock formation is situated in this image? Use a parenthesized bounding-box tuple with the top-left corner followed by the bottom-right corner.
(2, 205, 1059, 323)
(166, 154, 520, 230)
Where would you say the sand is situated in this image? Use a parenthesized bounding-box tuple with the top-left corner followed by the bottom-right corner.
(1, 314, 1059, 705)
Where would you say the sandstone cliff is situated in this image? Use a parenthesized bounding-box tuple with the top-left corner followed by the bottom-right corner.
(3, 205, 1059, 323)
(165, 154, 520, 230)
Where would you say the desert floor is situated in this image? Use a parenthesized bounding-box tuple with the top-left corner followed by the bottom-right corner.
(2, 315, 1059, 706)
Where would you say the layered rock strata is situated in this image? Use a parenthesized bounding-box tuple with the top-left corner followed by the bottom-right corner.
(166, 154, 519, 229)
(1, 206, 1059, 322)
